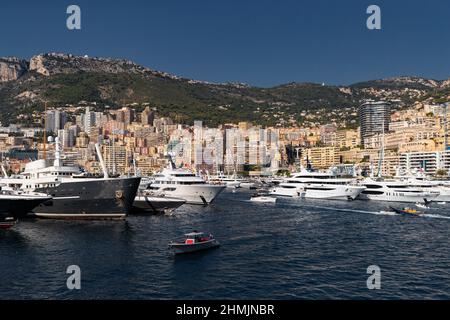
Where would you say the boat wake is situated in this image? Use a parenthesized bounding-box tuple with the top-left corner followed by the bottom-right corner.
(286, 203, 450, 219)
(421, 213, 450, 220)
(293, 204, 394, 216)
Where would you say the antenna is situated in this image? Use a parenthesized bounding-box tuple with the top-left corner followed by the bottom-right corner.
(43, 101, 47, 160)
(444, 103, 448, 151)
(112, 131, 116, 175)
(376, 122, 385, 178)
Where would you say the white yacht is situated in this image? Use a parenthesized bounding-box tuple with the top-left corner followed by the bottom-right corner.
(396, 175, 450, 202)
(357, 178, 440, 203)
(144, 164, 225, 205)
(270, 169, 365, 200)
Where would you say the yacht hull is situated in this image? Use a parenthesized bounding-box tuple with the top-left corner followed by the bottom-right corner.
(0, 197, 52, 218)
(271, 185, 364, 200)
(149, 184, 225, 205)
(434, 187, 450, 202)
(270, 187, 303, 197)
(303, 186, 365, 200)
(357, 192, 438, 203)
(32, 177, 141, 219)
(132, 196, 186, 213)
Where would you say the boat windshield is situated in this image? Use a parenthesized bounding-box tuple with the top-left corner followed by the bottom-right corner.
(184, 232, 212, 243)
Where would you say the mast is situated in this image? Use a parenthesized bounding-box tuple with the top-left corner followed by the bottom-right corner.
(95, 143, 109, 178)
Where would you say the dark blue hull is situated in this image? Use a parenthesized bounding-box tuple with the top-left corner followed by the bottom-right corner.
(32, 177, 141, 219)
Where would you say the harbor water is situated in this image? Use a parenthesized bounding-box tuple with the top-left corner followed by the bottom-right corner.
(2, 189, 450, 299)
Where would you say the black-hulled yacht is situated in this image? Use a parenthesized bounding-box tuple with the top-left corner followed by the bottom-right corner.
(0, 138, 140, 220)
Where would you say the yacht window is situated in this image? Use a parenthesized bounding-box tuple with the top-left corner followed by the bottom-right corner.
(362, 190, 384, 195)
(364, 184, 383, 189)
(172, 174, 196, 177)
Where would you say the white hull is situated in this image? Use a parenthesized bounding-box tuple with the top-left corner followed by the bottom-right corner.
(359, 178, 440, 203)
(271, 184, 364, 200)
(303, 185, 365, 200)
(270, 187, 303, 197)
(434, 187, 450, 202)
(240, 182, 256, 189)
(357, 192, 438, 203)
(150, 184, 225, 204)
(250, 196, 277, 203)
(226, 181, 241, 188)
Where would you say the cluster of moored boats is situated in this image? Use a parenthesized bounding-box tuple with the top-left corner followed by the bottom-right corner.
(268, 168, 450, 203)
(0, 138, 227, 229)
(2, 138, 450, 231)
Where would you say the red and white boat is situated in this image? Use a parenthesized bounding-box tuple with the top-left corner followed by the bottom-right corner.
(0, 217, 17, 230)
(169, 232, 220, 254)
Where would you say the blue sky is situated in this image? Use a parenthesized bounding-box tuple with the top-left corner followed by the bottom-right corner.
(1, 0, 449, 87)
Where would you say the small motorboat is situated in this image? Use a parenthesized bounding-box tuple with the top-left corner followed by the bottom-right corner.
(250, 193, 277, 203)
(415, 203, 429, 209)
(438, 202, 447, 205)
(0, 217, 17, 230)
(389, 206, 423, 217)
(169, 232, 220, 254)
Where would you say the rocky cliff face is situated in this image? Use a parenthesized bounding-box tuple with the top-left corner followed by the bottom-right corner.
(0, 57, 28, 82)
(27, 53, 176, 79)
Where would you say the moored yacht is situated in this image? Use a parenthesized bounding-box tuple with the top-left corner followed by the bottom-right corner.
(0, 138, 141, 219)
(394, 172, 450, 202)
(270, 168, 365, 200)
(357, 178, 439, 203)
(143, 162, 225, 205)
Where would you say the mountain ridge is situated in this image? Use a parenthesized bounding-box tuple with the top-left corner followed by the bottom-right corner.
(1, 53, 449, 127)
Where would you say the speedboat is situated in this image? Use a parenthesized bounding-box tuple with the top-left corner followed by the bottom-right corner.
(250, 192, 277, 203)
(0, 217, 17, 230)
(415, 203, 429, 209)
(132, 190, 186, 214)
(169, 232, 220, 254)
(389, 206, 423, 217)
